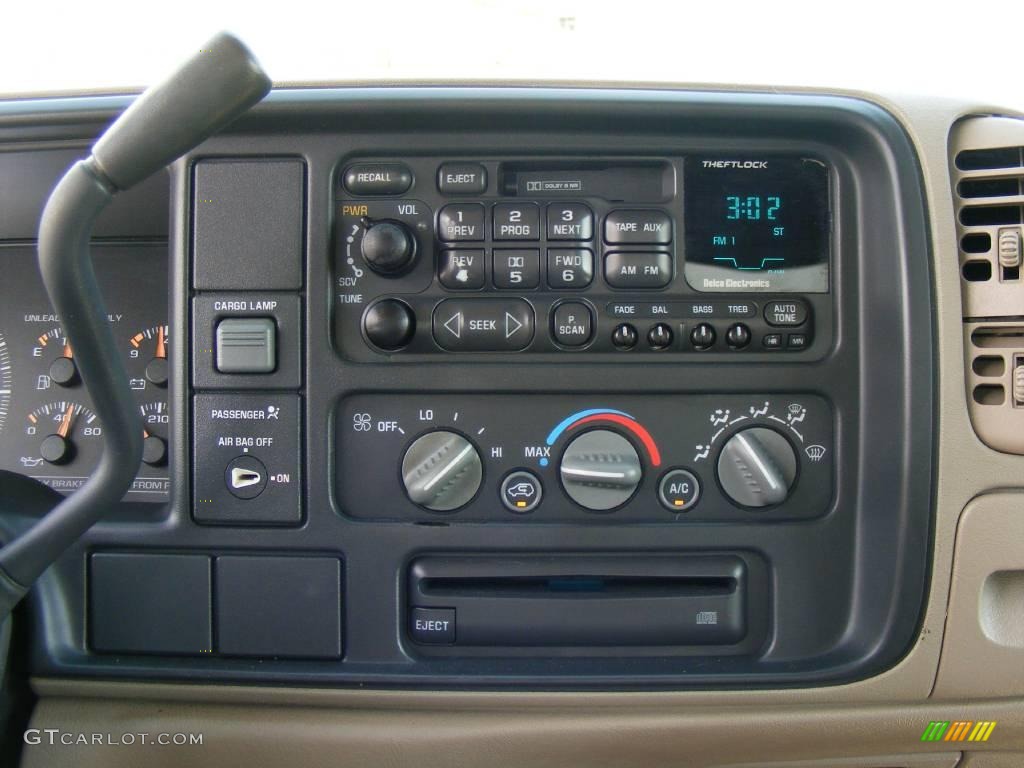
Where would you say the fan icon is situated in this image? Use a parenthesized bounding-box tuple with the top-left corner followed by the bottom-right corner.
(352, 413, 372, 432)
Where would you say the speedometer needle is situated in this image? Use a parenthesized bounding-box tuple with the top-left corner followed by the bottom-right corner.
(57, 404, 75, 438)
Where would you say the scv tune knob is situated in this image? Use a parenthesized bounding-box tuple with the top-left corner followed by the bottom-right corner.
(402, 430, 483, 512)
(717, 427, 797, 508)
(559, 429, 642, 511)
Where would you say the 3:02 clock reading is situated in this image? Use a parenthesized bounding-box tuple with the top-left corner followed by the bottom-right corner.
(725, 195, 781, 221)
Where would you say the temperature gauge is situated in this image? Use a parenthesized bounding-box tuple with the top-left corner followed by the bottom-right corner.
(139, 400, 169, 466)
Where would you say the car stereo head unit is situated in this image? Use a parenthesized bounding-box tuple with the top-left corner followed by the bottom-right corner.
(333, 154, 833, 361)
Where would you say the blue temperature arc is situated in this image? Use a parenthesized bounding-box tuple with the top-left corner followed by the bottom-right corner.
(713, 257, 785, 271)
(545, 409, 634, 446)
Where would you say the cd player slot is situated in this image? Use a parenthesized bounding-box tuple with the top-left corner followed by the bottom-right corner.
(408, 555, 748, 647)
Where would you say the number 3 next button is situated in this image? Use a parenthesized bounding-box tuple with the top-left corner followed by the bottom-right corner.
(410, 607, 456, 644)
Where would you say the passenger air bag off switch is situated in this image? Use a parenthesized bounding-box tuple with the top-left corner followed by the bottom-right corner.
(216, 317, 276, 374)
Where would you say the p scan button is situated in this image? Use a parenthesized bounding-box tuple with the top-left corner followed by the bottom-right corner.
(432, 298, 534, 352)
(410, 607, 456, 645)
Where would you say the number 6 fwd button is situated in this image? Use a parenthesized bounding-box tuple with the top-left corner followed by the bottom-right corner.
(432, 298, 535, 352)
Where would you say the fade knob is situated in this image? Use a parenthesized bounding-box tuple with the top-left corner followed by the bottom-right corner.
(361, 220, 416, 275)
(717, 427, 797, 508)
(401, 430, 482, 512)
(559, 429, 642, 511)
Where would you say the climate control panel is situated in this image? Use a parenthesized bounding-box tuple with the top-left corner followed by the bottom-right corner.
(337, 394, 833, 523)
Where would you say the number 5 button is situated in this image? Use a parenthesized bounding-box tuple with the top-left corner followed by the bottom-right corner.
(547, 203, 593, 240)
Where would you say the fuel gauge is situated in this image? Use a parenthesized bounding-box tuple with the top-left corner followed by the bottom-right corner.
(32, 326, 78, 388)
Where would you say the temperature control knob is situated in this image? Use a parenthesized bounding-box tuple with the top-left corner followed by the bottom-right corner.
(401, 430, 482, 512)
(361, 220, 416, 275)
(559, 429, 642, 511)
(717, 427, 797, 508)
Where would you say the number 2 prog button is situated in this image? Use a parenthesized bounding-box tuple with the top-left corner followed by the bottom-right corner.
(410, 608, 456, 644)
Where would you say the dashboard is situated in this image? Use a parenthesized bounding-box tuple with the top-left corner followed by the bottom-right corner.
(2, 82, 1024, 767)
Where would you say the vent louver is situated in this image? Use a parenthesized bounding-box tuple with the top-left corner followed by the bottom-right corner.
(950, 116, 1024, 454)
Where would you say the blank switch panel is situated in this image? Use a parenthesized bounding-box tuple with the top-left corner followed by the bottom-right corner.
(193, 159, 305, 290)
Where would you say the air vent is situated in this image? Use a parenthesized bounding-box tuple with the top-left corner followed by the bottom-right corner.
(950, 116, 1024, 454)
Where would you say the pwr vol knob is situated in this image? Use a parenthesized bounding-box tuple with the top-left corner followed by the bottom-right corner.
(361, 220, 417, 275)
(402, 430, 483, 512)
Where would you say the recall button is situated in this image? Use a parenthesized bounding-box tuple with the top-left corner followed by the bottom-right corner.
(764, 300, 809, 327)
(438, 163, 487, 194)
(433, 298, 535, 352)
(604, 209, 672, 244)
(343, 162, 413, 196)
(605, 252, 673, 288)
(410, 607, 456, 644)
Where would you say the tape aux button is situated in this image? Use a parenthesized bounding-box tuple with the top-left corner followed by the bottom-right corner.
(432, 298, 534, 352)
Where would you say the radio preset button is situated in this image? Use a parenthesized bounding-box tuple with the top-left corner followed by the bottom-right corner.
(548, 248, 594, 288)
(432, 298, 535, 352)
(604, 210, 672, 244)
(547, 203, 594, 240)
(493, 249, 540, 289)
(438, 203, 485, 242)
(439, 249, 485, 289)
(437, 163, 487, 194)
(763, 300, 808, 326)
(604, 252, 672, 289)
(552, 302, 593, 347)
(493, 202, 540, 240)
(343, 162, 412, 196)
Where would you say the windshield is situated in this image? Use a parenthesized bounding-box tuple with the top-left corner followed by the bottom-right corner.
(4, 0, 1023, 110)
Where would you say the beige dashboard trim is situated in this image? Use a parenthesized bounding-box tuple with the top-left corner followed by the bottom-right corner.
(24, 686, 1024, 768)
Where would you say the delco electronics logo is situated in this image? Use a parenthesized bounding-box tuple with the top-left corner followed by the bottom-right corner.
(702, 160, 769, 169)
(921, 720, 997, 743)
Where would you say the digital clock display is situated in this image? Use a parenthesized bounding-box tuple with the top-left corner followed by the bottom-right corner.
(683, 156, 830, 293)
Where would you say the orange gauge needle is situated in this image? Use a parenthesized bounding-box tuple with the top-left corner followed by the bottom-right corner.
(155, 326, 167, 359)
(62, 342, 73, 359)
(57, 404, 75, 438)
